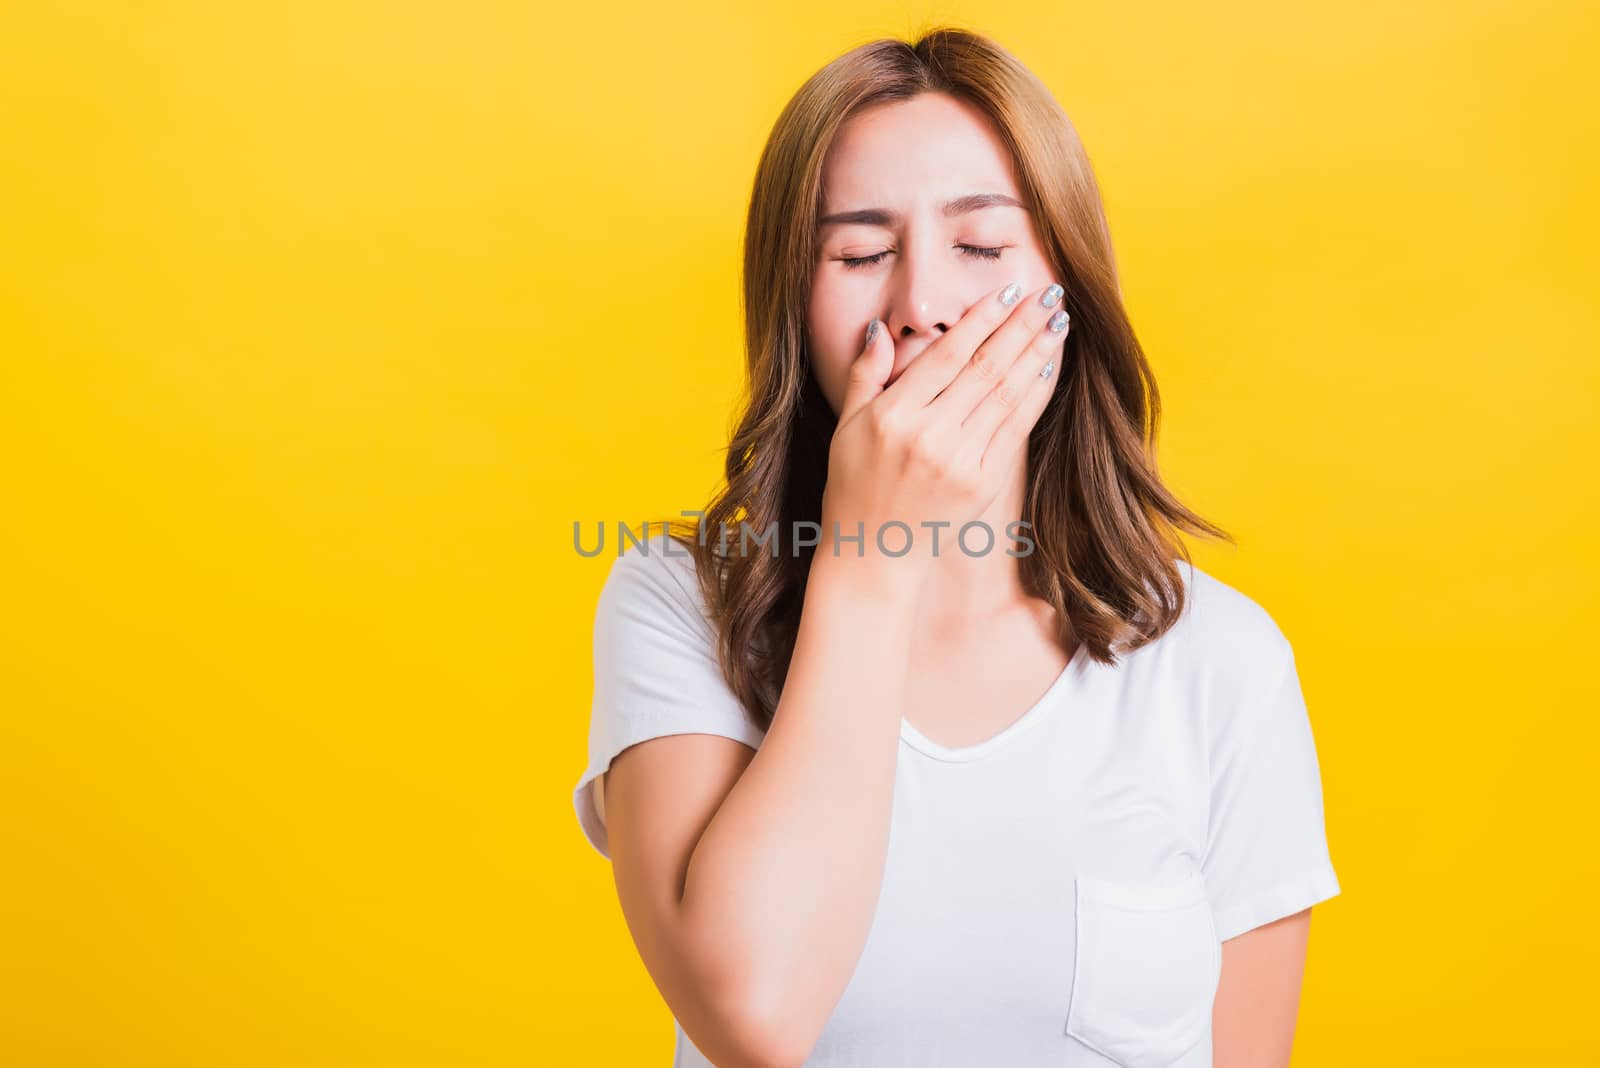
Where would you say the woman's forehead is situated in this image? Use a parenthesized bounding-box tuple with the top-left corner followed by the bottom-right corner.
(822, 96, 1019, 207)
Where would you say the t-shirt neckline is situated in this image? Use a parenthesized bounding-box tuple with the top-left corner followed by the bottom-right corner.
(897, 639, 1092, 764)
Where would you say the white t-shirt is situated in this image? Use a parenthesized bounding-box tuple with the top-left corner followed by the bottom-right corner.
(572, 532, 1341, 1068)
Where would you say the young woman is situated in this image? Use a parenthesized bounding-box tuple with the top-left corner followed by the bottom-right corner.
(572, 27, 1340, 1068)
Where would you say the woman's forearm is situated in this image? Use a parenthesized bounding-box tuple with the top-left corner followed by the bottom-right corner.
(677, 551, 922, 1060)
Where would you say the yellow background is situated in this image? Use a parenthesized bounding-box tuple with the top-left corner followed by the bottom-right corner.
(3, 1, 1596, 1064)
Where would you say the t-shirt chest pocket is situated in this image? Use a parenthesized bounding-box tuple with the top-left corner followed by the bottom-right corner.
(1063, 870, 1221, 1067)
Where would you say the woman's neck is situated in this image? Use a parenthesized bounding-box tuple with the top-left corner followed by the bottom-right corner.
(910, 462, 1036, 635)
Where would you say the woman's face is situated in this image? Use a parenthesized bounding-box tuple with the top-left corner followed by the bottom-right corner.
(807, 91, 1058, 415)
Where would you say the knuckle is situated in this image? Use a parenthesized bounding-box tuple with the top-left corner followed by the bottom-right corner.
(909, 432, 952, 478)
(907, 426, 941, 464)
(949, 458, 983, 496)
(870, 402, 900, 438)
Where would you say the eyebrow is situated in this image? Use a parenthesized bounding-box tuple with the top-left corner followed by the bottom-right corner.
(817, 192, 1027, 229)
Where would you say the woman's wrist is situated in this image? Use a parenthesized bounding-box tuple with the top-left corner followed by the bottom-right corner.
(807, 538, 930, 609)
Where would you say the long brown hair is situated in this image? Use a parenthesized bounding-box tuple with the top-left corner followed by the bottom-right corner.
(645, 25, 1233, 731)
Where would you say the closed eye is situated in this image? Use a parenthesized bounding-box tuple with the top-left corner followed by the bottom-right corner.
(840, 245, 1006, 270)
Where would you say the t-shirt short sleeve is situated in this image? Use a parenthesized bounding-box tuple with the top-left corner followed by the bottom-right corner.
(572, 535, 768, 860)
(1201, 638, 1342, 942)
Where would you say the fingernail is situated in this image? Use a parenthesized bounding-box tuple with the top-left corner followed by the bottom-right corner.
(1040, 284, 1064, 308)
(1039, 359, 1055, 379)
(1048, 309, 1069, 333)
(865, 318, 879, 345)
(998, 282, 1022, 305)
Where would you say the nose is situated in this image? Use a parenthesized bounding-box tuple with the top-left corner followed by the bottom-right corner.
(884, 234, 962, 347)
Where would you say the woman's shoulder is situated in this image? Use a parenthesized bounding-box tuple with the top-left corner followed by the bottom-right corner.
(1166, 558, 1296, 699)
(603, 528, 700, 581)
(596, 529, 715, 630)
